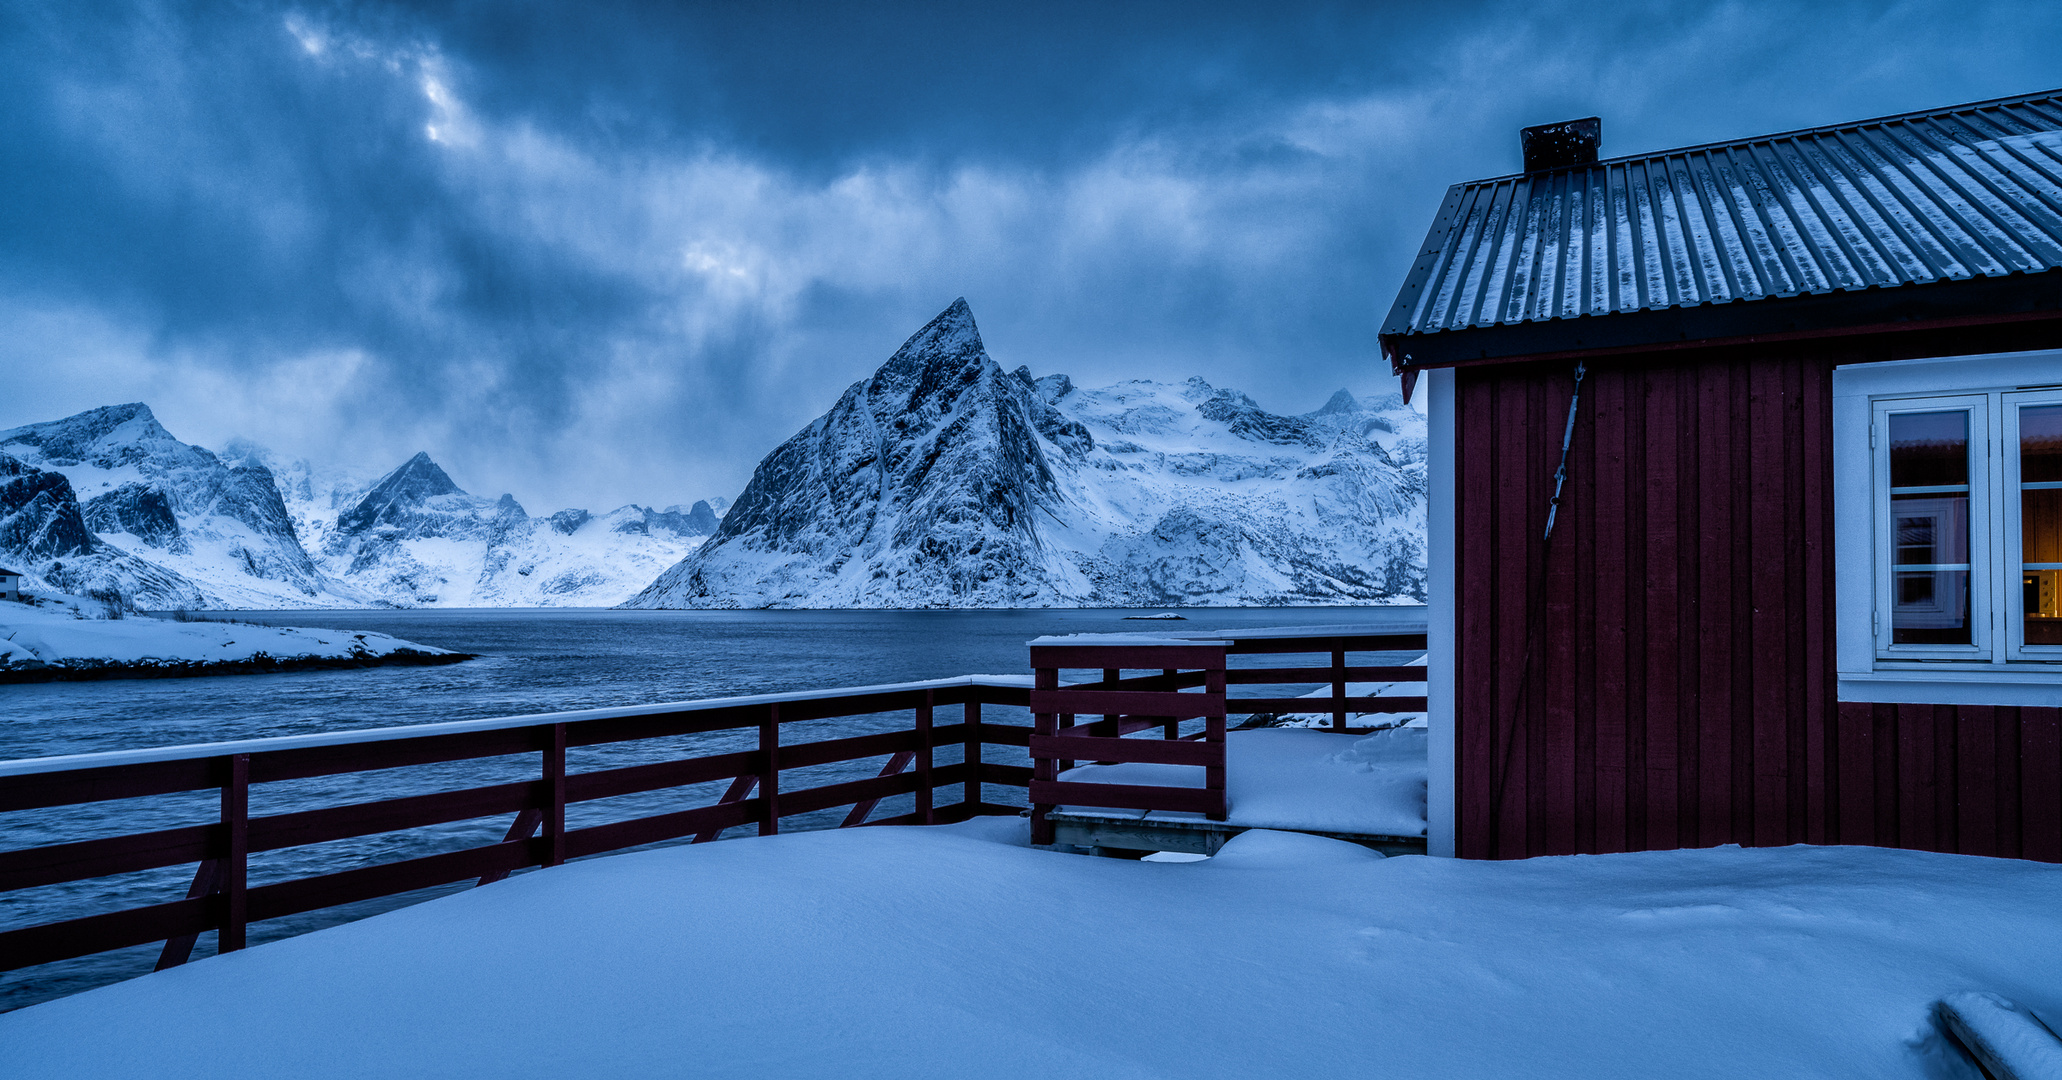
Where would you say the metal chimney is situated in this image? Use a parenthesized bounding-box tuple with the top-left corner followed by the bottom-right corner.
(1521, 117, 1601, 172)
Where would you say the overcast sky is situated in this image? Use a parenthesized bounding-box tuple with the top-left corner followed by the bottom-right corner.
(3, 1, 2058, 512)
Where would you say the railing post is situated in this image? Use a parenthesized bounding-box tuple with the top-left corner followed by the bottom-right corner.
(544, 723, 567, 867)
(1331, 646, 1348, 731)
(1030, 665, 1058, 845)
(759, 703, 780, 836)
(1162, 668, 1179, 739)
(963, 698, 981, 816)
(916, 691, 935, 825)
(220, 753, 249, 953)
(1205, 666, 1227, 822)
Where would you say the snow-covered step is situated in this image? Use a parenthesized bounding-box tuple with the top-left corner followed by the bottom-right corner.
(1938, 991, 2062, 1080)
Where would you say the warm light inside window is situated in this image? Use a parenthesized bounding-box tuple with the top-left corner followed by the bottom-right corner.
(2021, 404, 2062, 646)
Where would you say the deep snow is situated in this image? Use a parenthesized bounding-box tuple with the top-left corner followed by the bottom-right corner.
(3, 822, 2055, 1079)
(1059, 726, 1428, 837)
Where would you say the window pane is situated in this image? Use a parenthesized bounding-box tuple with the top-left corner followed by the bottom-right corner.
(1888, 410, 1971, 645)
(2021, 404, 2062, 646)
(1890, 410, 1969, 488)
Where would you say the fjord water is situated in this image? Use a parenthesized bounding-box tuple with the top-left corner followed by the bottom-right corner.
(2, 605, 1425, 1010)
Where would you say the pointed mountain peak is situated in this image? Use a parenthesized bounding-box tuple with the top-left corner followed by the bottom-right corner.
(1314, 389, 1359, 415)
(870, 298, 990, 400)
(386, 452, 459, 494)
(337, 452, 466, 534)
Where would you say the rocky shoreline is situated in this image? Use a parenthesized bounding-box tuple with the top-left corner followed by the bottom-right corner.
(0, 647, 474, 684)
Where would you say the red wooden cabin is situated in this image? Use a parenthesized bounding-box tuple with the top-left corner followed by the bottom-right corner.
(1380, 91, 2062, 861)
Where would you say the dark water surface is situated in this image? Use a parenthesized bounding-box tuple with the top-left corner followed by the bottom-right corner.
(1, 606, 1424, 1011)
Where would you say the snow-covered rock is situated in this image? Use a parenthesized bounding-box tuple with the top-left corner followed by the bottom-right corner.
(626, 299, 1425, 609)
(0, 451, 212, 610)
(0, 405, 332, 608)
(0, 411, 718, 610)
(0, 594, 466, 682)
(308, 452, 707, 607)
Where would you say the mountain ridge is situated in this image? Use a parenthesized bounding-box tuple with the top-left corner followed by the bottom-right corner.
(626, 300, 1425, 609)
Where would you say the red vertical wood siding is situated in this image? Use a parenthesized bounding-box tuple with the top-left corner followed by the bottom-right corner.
(1452, 337, 2062, 862)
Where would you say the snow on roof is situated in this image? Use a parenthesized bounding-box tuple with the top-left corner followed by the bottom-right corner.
(1382, 87, 2062, 367)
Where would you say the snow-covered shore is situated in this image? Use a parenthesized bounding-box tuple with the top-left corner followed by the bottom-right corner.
(0, 597, 468, 682)
(4, 821, 2056, 1078)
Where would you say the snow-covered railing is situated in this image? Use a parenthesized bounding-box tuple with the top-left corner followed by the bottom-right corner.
(0, 676, 1039, 981)
(0, 624, 1428, 997)
(1025, 628, 1428, 845)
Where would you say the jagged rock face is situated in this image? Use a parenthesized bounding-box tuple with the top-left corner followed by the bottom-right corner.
(83, 484, 186, 552)
(335, 453, 487, 537)
(0, 454, 97, 561)
(0, 453, 210, 609)
(680, 500, 721, 535)
(626, 299, 1425, 610)
(0, 404, 324, 605)
(549, 509, 592, 535)
(642, 299, 1096, 606)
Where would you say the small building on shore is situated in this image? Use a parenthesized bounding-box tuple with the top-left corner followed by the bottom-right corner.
(1381, 89, 2062, 862)
(0, 568, 22, 602)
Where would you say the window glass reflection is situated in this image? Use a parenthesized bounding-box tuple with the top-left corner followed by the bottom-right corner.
(1889, 410, 1971, 645)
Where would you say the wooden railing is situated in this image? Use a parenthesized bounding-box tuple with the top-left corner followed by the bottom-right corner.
(0, 623, 1427, 996)
(1027, 629, 1429, 845)
(0, 677, 1036, 978)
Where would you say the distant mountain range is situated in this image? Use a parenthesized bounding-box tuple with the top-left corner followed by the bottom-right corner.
(626, 299, 1425, 609)
(2, 301, 1426, 611)
(0, 406, 721, 608)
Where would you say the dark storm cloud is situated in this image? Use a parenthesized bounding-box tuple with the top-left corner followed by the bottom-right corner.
(1, 0, 2058, 511)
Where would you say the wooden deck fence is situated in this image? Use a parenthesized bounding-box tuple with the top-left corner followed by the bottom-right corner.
(1028, 630, 1429, 845)
(1, 625, 1427, 985)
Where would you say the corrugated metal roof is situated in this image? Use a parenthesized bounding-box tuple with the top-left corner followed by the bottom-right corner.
(1382, 89, 2062, 362)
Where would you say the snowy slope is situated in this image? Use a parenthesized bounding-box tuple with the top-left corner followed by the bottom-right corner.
(0, 406, 334, 608)
(7, 824, 2058, 1079)
(0, 451, 213, 609)
(0, 406, 718, 610)
(308, 452, 711, 607)
(627, 299, 1425, 609)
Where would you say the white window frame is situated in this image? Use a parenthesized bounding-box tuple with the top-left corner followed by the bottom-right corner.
(1835, 349, 2062, 706)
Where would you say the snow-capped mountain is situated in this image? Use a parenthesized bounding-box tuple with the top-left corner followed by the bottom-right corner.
(306, 452, 712, 607)
(0, 406, 720, 609)
(625, 299, 1425, 609)
(0, 405, 330, 608)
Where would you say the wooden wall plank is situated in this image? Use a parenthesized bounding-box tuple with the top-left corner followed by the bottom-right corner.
(1492, 372, 1532, 856)
(1643, 364, 1683, 852)
(1542, 367, 1580, 857)
(1800, 357, 1833, 845)
(1956, 705, 1998, 858)
(1696, 360, 1735, 847)
(1457, 371, 1497, 858)
(1898, 704, 1937, 851)
(2022, 708, 2061, 862)
(1748, 356, 1790, 847)
(1592, 363, 1629, 854)
(1836, 702, 1876, 846)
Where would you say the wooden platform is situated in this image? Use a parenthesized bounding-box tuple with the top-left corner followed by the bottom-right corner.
(1047, 810, 1427, 857)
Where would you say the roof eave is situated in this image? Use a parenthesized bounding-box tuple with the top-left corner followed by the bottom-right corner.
(1381, 269, 2062, 372)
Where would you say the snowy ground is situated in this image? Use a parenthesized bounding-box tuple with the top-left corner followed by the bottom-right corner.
(3, 821, 2056, 1079)
(0, 595, 464, 680)
(1060, 726, 1427, 836)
